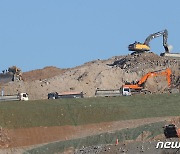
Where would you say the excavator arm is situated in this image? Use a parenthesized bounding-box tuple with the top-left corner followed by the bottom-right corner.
(122, 68, 172, 93)
(144, 29, 169, 53)
(128, 29, 169, 53)
(137, 68, 171, 87)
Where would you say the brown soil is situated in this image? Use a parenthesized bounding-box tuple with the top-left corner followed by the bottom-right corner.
(22, 66, 67, 82)
(5, 117, 173, 148)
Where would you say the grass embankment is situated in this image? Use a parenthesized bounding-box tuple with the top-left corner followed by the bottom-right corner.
(26, 121, 165, 154)
(0, 93, 179, 128)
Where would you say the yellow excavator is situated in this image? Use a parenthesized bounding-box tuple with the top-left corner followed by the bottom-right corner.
(128, 29, 169, 53)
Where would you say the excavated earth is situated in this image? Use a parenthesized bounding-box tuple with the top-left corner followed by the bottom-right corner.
(1, 52, 179, 100)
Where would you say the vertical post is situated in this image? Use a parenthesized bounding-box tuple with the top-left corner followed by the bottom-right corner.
(1, 88, 4, 97)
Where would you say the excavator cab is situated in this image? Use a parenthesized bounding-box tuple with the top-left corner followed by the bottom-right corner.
(122, 87, 132, 96)
(128, 41, 150, 52)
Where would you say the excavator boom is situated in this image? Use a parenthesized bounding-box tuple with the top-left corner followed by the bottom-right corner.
(137, 68, 171, 87)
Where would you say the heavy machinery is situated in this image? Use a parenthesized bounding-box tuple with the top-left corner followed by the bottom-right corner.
(164, 124, 180, 138)
(122, 68, 172, 96)
(128, 29, 169, 53)
(0, 66, 22, 83)
(8, 66, 22, 81)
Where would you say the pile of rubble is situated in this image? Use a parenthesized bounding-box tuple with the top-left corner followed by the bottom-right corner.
(75, 140, 180, 154)
(75, 145, 103, 154)
(109, 52, 179, 73)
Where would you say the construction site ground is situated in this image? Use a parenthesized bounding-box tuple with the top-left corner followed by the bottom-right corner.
(0, 52, 179, 153)
(0, 94, 179, 153)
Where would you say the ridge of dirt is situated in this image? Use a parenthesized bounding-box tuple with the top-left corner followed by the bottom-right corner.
(22, 66, 67, 82)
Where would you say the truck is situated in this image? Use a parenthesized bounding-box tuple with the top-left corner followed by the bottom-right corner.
(48, 91, 83, 99)
(95, 89, 122, 97)
(0, 93, 29, 101)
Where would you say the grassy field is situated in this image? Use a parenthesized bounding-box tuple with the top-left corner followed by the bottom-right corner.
(26, 121, 165, 154)
(0, 93, 179, 128)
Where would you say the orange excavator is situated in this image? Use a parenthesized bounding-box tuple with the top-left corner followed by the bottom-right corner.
(122, 68, 172, 95)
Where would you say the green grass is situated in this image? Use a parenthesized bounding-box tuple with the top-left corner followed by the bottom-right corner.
(25, 121, 165, 154)
(0, 93, 179, 128)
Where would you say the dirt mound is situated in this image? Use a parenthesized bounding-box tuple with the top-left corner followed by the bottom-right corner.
(2, 53, 180, 100)
(109, 52, 178, 72)
(109, 52, 179, 88)
(22, 66, 67, 81)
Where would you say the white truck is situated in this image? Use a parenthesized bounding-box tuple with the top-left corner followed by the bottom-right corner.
(0, 93, 29, 101)
(122, 87, 132, 96)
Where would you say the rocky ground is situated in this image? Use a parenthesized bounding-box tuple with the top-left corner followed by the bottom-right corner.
(1, 52, 180, 100)
(75, 139, 180, 154)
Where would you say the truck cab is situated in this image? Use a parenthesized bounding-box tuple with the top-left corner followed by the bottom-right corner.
(48, 92, 58, 99)
(122, 87, 131, 96)
(18, 93, 29, 101)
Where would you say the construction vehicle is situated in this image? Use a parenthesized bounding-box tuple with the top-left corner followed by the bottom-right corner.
(95, 89, 121, 97)
(8, 66, 22, 81)
(0, 66, 22, 83)
(48, 91, 83, 99)
(18, 93, 29, 101)
(0, 93, 28, 101)
(164, 124, 180, 138)
(128, 29, 169, 53)
(122, 68, 172, 96)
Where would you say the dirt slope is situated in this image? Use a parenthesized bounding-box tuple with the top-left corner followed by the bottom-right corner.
(22, 66, 66, 81)
(2, 53, 180, 100)
(3, 117, 173, 148)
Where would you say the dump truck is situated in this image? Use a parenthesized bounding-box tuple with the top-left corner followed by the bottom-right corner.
(0, 93, 29, 101)
(48, 91, 83, 99)
(122, 68, 172, 96)
(95, 89, 121, 97)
